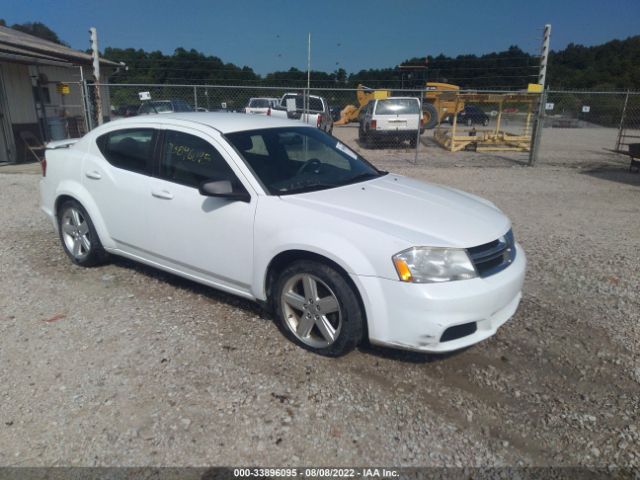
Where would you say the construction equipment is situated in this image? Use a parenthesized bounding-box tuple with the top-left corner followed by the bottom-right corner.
(433, 92, 539, 152)
(335, 84, 390, 125)
(335, 82, 464, 130)
(422, 82, 464, 129)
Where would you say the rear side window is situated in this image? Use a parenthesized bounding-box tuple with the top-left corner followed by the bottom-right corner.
(160, 130, 238, 188)
(375, 99, 420, 115)
(96, 129, 156, 174)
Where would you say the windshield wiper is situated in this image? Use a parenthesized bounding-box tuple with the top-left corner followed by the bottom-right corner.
(344, 171, 386, 185)
(277, 183, 336, 195)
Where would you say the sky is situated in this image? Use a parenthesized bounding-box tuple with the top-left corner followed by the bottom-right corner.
(2, 0, 639, 75)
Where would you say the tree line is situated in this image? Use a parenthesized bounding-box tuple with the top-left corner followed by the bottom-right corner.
(3, 20, 639, 90)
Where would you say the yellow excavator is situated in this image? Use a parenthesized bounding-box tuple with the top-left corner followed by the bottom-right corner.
(335, 82, 464, 129)
(334, 84, 391, 125)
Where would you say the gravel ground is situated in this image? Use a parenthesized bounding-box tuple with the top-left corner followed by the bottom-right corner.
(0, 128, 638, 467)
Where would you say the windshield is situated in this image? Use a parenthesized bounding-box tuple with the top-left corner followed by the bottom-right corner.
(249, 99, 270, 108)
(375, 98, 420, 115)
(225, 127, 384, 195)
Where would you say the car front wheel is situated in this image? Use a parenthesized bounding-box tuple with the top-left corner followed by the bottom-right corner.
(58, 200, 108, 267)
(273, 260, 364, 356)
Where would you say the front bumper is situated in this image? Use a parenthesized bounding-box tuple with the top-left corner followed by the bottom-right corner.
(352, 244, 526, 353)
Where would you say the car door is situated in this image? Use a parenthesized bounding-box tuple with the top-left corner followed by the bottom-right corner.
(146, 126, 257, 295)
(84, 126, 159, 252)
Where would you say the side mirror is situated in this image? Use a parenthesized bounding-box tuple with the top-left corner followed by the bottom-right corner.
(198, 180, 250, 202)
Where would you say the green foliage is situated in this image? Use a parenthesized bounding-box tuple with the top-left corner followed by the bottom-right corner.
(103, 47, 261, 85)
(398, 45, 539, 90)
(103, 37, 640, 91)
(547, 36, 640, 90)
(9, 21, 68, 46)
(5, 19, 640, 91)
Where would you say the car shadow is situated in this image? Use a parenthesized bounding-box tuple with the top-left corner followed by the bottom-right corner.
(357, 341, 468, 364)
(110, 256, 267, 318)
(111, 256, 472, 364)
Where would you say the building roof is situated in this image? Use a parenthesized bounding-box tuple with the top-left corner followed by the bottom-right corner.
(0, 25, 120, 68)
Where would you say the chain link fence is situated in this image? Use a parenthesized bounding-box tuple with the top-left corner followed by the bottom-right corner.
(538, 90, 640, 168)
(49, 82, 640, 170)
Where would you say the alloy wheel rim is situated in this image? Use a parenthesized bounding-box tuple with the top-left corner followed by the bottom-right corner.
(61, 207, 91, 260)
(281, 273, 342, 348)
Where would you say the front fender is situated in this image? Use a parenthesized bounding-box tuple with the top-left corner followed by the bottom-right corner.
(252, 227, 380, 302)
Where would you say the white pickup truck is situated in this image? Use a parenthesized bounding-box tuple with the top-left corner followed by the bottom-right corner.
(268, 93, 333, 134)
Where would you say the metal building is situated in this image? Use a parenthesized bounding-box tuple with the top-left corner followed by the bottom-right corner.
(0, 25, 119, 163)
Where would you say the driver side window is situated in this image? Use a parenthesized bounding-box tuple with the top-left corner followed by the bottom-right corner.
(160, 130, 238, 188)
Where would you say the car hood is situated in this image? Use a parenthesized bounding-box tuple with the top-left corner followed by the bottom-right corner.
(279, 174, 511, 247)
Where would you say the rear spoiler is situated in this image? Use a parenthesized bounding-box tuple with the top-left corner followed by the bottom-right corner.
(46, 138, 80, 150)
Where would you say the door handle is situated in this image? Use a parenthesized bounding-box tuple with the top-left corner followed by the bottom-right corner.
(85, 170, 102, 180)
(151, 189, 174, 200)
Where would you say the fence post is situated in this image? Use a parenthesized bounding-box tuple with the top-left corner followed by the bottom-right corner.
(528, 89, 547, 166)
(615, 90, 630, 152)
(414, 89, 424, 165)
(193, 86, 198, 110)
(81, 80, 94, 131)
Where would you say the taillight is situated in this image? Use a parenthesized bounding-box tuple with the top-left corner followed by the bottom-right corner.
(267, 107, 271, 116)
(371, 120, 377, 129)
(41, 157, 47, 177)
(317, 114, 323, 128)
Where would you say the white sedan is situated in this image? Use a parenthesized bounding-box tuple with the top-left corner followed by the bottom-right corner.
(40, 113, 526, 356)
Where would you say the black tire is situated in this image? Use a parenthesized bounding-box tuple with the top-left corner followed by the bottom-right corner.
(359, 129, 371, 148)
(273, 260, 364, 357)
(57, 199, 108, 267)
(409, 135, 418, 148)
(422, 103, 439, 129)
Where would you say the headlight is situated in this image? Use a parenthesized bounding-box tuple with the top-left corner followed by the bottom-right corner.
(392, 247, 477, 283)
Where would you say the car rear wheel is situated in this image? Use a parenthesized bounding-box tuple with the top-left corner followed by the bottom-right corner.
(274, 260, 364, 356)
(58, 200, 108, 267)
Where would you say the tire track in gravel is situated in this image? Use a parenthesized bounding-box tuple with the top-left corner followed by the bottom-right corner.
(349, 296, 640, 466)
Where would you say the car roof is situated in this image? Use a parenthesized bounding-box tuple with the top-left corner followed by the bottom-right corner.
(103, 112, 309, 134)
(378, 97, 419, 101)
